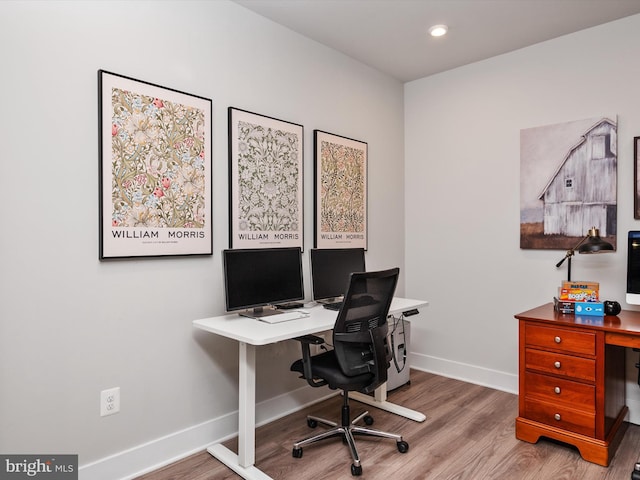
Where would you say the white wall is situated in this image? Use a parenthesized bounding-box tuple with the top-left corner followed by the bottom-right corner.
(0, 1, 405, 477)
(405, 14, 640, 403)
(8, 2, 640, 477)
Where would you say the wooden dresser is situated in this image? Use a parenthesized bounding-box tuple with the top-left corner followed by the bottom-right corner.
(515, 303, 630, 466)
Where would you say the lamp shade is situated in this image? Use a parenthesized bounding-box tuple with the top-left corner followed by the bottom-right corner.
(555, 226, 614, 281)
(578, 227, 614, 254)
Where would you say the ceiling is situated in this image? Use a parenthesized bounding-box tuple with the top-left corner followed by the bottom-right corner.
(233, 0, 640, 83)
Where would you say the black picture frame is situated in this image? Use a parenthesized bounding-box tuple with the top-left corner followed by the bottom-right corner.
(98, 70, 213, 259)
(228, 107, 304, 250)
(313, 130, 368, 249)
(635, 136, 640, 219)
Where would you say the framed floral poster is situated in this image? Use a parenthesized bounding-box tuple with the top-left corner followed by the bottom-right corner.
(314, 130, 367, 249)
(98, 70, 213, 259)
(228, 107, 304, 249)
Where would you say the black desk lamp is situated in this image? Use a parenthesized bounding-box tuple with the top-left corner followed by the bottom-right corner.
(555, 226, 614, 281)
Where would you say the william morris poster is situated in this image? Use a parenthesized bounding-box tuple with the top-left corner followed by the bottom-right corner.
(314, 130, 368, 249)
(98, 70, 213, 259)
(228, 107, 304, 250)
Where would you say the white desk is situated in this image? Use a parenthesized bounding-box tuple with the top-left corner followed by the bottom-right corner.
(193, 297, 428, 480)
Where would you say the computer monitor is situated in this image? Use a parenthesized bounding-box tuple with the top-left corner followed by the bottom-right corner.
(310, 248, 366, 302)
(627, 231, 640, 305)
(223, 247, 304, 318)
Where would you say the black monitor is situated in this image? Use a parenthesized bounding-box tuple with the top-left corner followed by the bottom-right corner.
(627, 231, 640, 305)
(223, 247, 304, 318)
(310, 248, 366, 302)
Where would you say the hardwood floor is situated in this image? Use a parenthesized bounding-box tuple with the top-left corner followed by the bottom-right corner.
(135, 370, 640, 479)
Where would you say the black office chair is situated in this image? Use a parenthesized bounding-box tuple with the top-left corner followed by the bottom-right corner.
(290, 268, 409, 477)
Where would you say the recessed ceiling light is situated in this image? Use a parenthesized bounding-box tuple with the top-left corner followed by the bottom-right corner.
(429, 24, 448, 37)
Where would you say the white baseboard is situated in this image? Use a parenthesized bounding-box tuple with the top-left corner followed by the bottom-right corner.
(78, 356, 518, 480)
(626, 393, 640, 425)
(409, 352, 519, 394)
(409, 353, 640, 426)
(79, 386, 335, 480)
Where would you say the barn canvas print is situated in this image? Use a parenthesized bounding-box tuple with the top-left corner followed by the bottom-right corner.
(520, 116, 617, 250)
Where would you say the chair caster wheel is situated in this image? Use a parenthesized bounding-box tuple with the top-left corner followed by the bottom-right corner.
(397, 440, 409, 453)
(632, 470, 640, 480)
(292, 447, 303, 458)
(363, 415, 374, 425)
(351, 464, 362, 476)
(307, 418, 318, 428)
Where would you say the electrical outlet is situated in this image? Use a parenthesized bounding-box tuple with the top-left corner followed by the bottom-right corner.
(100, 387, 120, 416)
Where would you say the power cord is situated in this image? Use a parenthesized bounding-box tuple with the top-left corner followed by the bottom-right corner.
(389, 314, 407, 373)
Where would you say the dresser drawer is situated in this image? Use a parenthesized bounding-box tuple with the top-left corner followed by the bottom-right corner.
(524, 371, 595, 409)
(523, 398, 595, 437)
(525, 348, 596, 382)
(525, 324, 596, 355)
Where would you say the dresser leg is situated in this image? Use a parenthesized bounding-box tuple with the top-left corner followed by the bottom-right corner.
(516, 415, 628, 467)
(515, 417, 542, 444)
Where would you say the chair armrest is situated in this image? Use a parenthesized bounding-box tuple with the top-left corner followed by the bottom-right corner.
(293, 334, 325, 345)
(291, 335, 328, 387)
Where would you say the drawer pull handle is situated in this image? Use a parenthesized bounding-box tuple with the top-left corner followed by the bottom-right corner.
(554, 413, 561, 421)
(554, 336, 562, 344)
(554, 361, 561, 369)
(554, 387, 561, 394)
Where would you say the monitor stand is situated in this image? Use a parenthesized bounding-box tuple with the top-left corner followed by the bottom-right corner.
(275, 302, 304, 310)
(318, 296, 343, 305)
(239, 306, 283, 319)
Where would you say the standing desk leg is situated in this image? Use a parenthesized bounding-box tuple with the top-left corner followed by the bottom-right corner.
(238, 341, 255, 467)
(206, 342, 272, 480)
(349, 383, 426, 422)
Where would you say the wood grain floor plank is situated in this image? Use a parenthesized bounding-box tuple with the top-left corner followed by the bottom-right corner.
(135, 371, 640, 480)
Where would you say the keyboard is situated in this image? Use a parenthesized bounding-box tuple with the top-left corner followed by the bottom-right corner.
(258, 310, 310, 324)
(322, 302, 342, 311)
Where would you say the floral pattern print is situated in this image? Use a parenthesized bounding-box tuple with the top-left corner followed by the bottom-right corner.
(320, 140, 365, 233)
(110, 88, 207, 229)
(235, 120, 300, 231)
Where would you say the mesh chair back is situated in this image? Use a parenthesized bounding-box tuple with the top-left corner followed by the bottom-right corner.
(332, 268, 399, 393)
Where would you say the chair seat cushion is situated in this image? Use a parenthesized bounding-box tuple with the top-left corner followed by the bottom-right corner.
(291, 350, 374, 391)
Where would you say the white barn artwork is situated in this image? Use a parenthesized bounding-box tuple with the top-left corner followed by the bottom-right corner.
(538, 118, 617, 238)
(520, 116, 617, 250)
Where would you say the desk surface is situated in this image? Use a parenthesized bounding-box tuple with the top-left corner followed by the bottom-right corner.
(193, 297, 428, 345)
(515, 302, 640, 347)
